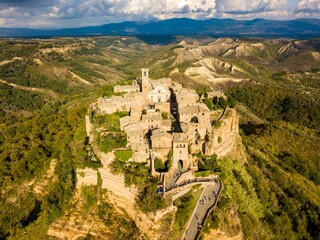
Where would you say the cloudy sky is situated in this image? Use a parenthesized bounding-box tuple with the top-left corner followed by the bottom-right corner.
(0, 0, 319, 28)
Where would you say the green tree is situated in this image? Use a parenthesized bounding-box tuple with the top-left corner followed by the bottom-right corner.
(219, 97, 227, 109)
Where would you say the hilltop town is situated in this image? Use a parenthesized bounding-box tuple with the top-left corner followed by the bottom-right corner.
(91, 68, 238, 186)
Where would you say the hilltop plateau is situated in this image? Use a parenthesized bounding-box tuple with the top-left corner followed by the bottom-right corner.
(0, 36, 319, 240)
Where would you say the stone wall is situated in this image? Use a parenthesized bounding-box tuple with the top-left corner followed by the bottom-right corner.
(154, 102, 170, 113)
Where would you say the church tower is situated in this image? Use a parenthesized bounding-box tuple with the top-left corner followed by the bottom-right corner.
(141, 68, 150, 93)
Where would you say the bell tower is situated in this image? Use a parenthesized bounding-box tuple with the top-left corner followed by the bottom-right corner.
(141, 68, 149, 93)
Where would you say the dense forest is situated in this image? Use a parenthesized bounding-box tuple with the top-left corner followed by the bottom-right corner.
(215, 74, 320, 239)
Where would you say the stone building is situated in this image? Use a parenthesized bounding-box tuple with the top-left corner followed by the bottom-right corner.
(148, 85, 171, 103)
(123, 124, 149, 163)
(154, 102, 171, 114)
(141, 112, 163, 130)
(179, 103, 211, 141)
(172, 133, 190, 170)
(97, 92, 145, 114)
(151, 129, 173, 160)
(114, 80, 140, 93)
(141, 68, 151, 94)
(175, 88, 199, 108)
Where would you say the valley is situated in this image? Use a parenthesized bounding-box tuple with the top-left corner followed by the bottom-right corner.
(0, 36, 319, 240)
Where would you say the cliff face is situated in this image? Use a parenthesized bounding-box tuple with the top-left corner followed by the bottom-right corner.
(52, 116, 176, 240)
(206, 108, 239, 158)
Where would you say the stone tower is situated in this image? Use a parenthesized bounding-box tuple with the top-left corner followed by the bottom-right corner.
(141, 68, 150, 93)
(172, 133, 190, 171)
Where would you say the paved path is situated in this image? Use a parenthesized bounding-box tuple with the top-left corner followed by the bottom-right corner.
(215, 108, 226, 122)
(181, 179, 222, 240)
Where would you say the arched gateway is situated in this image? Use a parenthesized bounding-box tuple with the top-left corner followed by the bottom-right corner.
(172, 132, 190, 171)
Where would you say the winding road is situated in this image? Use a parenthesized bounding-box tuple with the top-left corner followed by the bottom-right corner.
(182, 179, 221, 240)
(164, 174, 222, 240)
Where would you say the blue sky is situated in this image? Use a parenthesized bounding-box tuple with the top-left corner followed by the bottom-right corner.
(0, 0, 319, 28)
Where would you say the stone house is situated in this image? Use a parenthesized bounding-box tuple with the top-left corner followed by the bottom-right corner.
(97, 92, 146, 115)
(123, 124, 146, 145)
(179, 103, 211, 141)
(123, 124, 149, 163)
(131, 141, 150, 163)
(114, 80, 140, 93)
(154, 102, 171, 114)
(151, 129, 173, 161)
(141, 112, 163, 130)
(175, 88, 199, 108)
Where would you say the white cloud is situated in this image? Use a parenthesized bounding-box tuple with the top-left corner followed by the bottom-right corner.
(294, 0, 320, 13)
(0, 0, 217, 27)
(53, 0, 215, 19)
(215, 0, 287, 14)
(0, 0, 319, 28)
(221, 9, 292, 20)
(0, 7, 22, 18)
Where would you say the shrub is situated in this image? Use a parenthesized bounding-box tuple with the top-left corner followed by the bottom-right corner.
(154, 158, 166, 172)
(99, 133, 126, 153)
(214, 120, 221, 128)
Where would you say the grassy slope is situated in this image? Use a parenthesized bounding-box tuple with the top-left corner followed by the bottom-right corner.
(222, 65, 320, 238)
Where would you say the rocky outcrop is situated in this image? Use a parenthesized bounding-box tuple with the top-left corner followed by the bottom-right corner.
(206, 108, 239, 158)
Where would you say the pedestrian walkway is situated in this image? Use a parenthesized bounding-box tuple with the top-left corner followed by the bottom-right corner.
(181, 178, 222, 240)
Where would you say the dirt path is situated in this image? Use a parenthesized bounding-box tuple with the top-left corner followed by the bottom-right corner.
(0, 57, 23, 66)
(0, 79, 60, 99)
(33, 159, 57, 195)
(69, 70, 94, 86)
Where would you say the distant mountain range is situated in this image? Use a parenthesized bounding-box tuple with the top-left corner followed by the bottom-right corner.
(0, 18, 320, 39)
